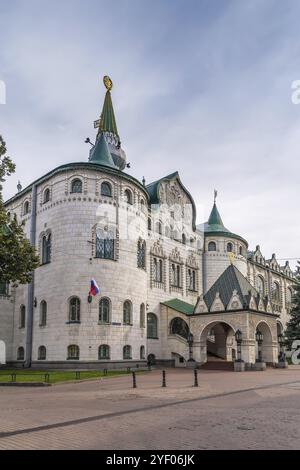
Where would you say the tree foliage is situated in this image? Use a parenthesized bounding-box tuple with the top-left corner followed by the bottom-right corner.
(0, 135, 40, 285)
(285, 262, 300, 348)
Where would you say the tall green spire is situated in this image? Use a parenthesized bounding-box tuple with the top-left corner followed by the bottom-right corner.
(97, 76, 119, 139)
(207, 203, 224, 227)
(89, 132, 117, 168)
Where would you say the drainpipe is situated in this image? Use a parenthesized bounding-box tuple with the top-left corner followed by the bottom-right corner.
(25, 184, 37, 368)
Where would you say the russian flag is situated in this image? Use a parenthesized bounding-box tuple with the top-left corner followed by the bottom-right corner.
(89, 279, 100, 296)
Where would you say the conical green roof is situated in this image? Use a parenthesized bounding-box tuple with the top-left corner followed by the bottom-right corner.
(89, 132, 117, 168)
(202, 202, 248, 246)
(97, 90, 119, 138)
(207, 203, 224, 228)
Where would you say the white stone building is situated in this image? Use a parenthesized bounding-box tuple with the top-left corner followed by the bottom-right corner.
(0, 77, 295, 369)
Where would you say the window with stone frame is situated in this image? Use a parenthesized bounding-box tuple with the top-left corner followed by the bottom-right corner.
(0, 281, 9, 296)
(43, 188, 50, 204)
(67, 344, 79, 360)
(23, 200, 30, 216)
(147, 313, 158, 339)
(152, 257, 163, 283)
(187, 268, 196, 291)
(70, 178, 82, 194)
(38, 346, 46, 360)
(256, 276, 265, 296)
(227, 242, 233, 253)
(208, 241, 217, 251)
(123, 345, 132, 359)
(124, 189, 133, 205)
(42, 233, 51, 264)
(95, 228, 115, 260)
(171, 263, 181, 287)
(101, 181, 112, 197)
(98, 344, 110, 360)
(69, 297, 80, 323)
(39, 300, 47, 326)
(137, 239, 146, 269)
(140, 345, 145, 359)
(99, 298, 110, 323)
(123, 300, 132, 325)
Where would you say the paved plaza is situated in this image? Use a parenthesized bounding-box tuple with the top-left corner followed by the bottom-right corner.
(0, 367, 300, 450)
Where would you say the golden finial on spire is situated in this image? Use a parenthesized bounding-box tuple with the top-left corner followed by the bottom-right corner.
(103, 75, 113, 91)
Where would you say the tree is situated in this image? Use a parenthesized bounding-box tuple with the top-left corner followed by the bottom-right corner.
(0, 135, 40, 285)
(285, 262, 300, 349)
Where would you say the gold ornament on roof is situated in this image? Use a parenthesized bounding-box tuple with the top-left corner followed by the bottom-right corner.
(103, 76, 113, 91)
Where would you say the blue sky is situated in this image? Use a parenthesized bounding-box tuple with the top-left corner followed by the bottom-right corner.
(0, 0, 300, 266)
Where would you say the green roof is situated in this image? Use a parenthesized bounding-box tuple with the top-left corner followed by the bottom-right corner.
(161, 298, 195, 315)
(89, 132, 117, 168)
(204, 264, 258, 311)
(97, 90, 119, 138)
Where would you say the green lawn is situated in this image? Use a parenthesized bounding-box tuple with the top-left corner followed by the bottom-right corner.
(0, 369, 142, 384)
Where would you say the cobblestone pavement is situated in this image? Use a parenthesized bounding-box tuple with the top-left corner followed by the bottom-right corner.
(0, 367, 300, 450)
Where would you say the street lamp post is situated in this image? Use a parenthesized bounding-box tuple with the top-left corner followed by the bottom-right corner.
(187, 332, 193, 361)
(278, 333, 286, 363)
(235, 329, 243, 362)
(256, 330, 263, 363)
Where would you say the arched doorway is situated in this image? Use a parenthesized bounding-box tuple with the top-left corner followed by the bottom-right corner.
(200, 321, 236, 364)
(255, 321, 274, 363)
(0, 340, 6, 364)
(147, 353, 156, 365)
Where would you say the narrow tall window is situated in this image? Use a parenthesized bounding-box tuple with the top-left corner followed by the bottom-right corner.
(20, 305, 26, 328)
(40, 301, 47, 326)
(71, 179, 82, 193)
(208, 241, 216, 251)
(137, 240, 146, 269)
(140, 345, 145, 359)
(227, 242, 233, 253)
(176, 265, 180, 287)
(23, 201, 29, 215)
(38, 346, 46, 360)
(0, 281, 8, 296)
(43, 188, 50, 203)
(147, 313, 158, 339)
(42, 234, 51, 264)
(69, 297, 80, 322)
(257, 276, 265, 296)
(67, 344, 79, 360)
(99, 298, 110, 323)
(124, 189, 133, 205)
(140, 303, 145, 328)
(101, 182, 112, 197)
(98, 344, 110, 360)
(182, 234, 186, 245)
(96, 229, 114, 259)
(123, 345, 132, 359)
(123, 300, 132, 325)
(272, 282, 280, 302)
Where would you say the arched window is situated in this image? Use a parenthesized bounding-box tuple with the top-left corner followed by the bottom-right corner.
(71, 179, 82, 194)
(170, 317, 190, 340)
(123, 345, 132, 359)
(38, 346, 46, 360)
(140, 345, 145, 359)
(256, 276, 265, 296)
(40, 301, 47, 326)
(67, 344, 79, 360)
(124, 189, 133, 205)
(23, 201, 30, 215)
(208, 241, 216, 252)
(239, 246, 243, 256)
(188, 269, 196, 291)
(17, 347, 25, 360)
(286, 287, 293, 305)
(98, 344, 110, 360)
(69, 297, 80, 323)
(42, 233, 51, 264)
(176, 265, 181, 287)
(147, 313, 158, 339)
(140, 199, 145, 212)
(96, 228, 114, 259)
(182, 234, 186, 245)
(99, 298, 110, 323)
(43, 188, 50, 203)
(227, 242, 233, 253)
(123, 300, 132, 325)
(155, 220, 162, 235)
(137, 239, 146, 269)
(101, 182, 112, 197)
(271, 282, 280, 302)
(140, 303, 145, 328)
(148, 217, 152, 231)
(20, 305, 26, 328)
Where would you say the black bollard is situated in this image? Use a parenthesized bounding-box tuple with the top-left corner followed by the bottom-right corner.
(11, 373, 16, 383)
(193, 369, 198, 387)
(44, 373, 50, 384)
(132, 371, 137, 388)
(75, 371, 81, 380)
(162, 370, 166, 387)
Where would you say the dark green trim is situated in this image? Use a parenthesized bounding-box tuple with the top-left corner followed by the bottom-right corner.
(203, 230, 248, 247)
(5, 162, 150, 206)
(161, 298, 195, 315)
